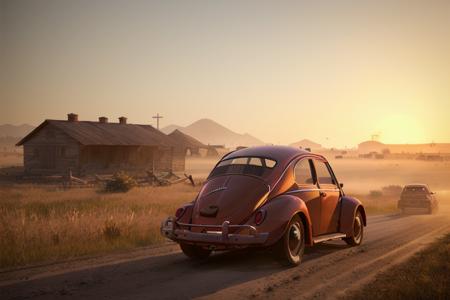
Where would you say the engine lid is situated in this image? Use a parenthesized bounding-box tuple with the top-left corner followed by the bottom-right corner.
(192, 175, 270, 226)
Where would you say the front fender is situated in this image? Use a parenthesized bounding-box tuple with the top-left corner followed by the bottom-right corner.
(340, 196, 367, 237)
(246, 195, 313, 246)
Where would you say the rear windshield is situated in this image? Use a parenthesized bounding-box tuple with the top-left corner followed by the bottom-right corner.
(208, 156, 277, 178)
(403, 186, 429, 194)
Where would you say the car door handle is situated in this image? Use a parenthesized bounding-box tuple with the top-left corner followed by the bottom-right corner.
(320, 191, 327, 197)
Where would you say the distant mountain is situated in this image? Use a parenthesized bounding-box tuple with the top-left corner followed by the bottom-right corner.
(160, 124, 183, 135)
(0, 124, 35, 138)
(289, 139, 322, 150)
(161, 118, 265, 148)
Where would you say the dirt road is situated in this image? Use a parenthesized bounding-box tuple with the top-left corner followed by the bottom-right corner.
(1, 211, 449, 300)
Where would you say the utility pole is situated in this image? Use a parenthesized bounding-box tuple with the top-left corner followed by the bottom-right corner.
(152, 113, 163, 130)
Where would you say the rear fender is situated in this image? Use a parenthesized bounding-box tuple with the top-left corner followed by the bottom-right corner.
(176, 202, 194, 223)
(340, 196, 367, 237)
(247, 195, 313, 246)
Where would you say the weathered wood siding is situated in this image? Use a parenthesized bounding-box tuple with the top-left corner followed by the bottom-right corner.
(79, 145, 157, 174)
(171, 148, 186, 172)
(23, 125, 80, 175)
(153, 147, 175, 172)
(21, 124, 186, 175)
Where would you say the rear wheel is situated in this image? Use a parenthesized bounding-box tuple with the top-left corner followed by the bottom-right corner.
(275, 215, 305, 266)
(180, 243, 211, 259)
(344, 211, 364, 246)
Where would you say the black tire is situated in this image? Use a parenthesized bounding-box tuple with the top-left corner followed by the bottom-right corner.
(180, 243, 211, 259)
(275, 215, 305, 266)
(344, 210, 364, 246)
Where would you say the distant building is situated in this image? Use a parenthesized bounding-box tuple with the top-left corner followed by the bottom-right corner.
(357, 141, 386, 154)
(358, 140, 450, 154)
(16, 114, 185, 176)
(206, 144, 228, 157)
(167, 129, 207, 156)
(289, 139, 322, 150)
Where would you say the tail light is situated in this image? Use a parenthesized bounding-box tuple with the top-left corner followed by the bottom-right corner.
(254, 210, 266, 225)
(175, 207, 185, 219)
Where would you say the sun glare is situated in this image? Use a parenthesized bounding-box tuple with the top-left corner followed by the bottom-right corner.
(376, 114, 426, 144)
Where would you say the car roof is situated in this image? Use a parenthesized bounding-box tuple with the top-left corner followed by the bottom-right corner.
(215, 145, 325, 187)
(404, 183, 429, 188)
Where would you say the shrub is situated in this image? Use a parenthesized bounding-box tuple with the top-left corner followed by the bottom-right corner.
(103, 220, 121, 240)
(382, 185, 403, 196)
(369, 190, 383, 198)
(104, 172, 137, 193)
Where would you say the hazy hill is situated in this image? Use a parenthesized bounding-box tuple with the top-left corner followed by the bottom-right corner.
(289, 139, 322, 149)
(162, 118, 264, 147)
(0, 124, 35, 138)
(160, 124, 182, 134)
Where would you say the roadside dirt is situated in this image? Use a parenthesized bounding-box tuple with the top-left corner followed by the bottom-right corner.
(1, 208, 449, 300)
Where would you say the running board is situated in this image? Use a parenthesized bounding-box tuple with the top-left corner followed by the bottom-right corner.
(313, 233, 347, 244)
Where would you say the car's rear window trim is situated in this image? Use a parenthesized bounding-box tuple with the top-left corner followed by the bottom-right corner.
(207, 156, 278, 180)
(217, 156, 277, 169)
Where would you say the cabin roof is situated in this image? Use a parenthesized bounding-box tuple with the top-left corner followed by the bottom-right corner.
(16, 120, 179, 147)
(168, 129, 206, 149)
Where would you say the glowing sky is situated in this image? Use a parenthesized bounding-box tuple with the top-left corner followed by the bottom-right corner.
(1, 0, 449, 147)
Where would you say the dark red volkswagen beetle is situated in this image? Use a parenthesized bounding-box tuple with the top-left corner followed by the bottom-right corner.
(161, 146, 366, 265)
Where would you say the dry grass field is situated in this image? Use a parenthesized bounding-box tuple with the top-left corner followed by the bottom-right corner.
(0, 184, 199, 269)
(345, 232, 450, 300)
(0, 154, 449, 270)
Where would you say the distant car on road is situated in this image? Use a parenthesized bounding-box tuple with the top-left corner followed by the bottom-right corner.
(398, 184, 438, 214)
(161, 146, 366, 266)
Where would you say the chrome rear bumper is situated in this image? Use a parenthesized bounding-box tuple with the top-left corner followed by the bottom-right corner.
(161, 217, 269, 246)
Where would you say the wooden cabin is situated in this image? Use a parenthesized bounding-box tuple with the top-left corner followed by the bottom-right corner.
(167, 129, 207, 156)
(16, 114, 185, 176)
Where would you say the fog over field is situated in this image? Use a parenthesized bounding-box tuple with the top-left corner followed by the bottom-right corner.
(186, 157, 450, 194)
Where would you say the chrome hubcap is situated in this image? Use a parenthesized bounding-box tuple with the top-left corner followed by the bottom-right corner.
(288, 223, 302, 255)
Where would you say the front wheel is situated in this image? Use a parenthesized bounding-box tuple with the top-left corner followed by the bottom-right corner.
(180, 243, 211, 259)
(275, 215, 305, 266)
(344, 210, 364, 246)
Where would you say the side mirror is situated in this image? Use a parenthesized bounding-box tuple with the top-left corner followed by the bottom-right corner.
(340, 183, 344, 188)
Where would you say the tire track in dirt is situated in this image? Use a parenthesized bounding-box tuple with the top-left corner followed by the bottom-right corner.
(198, 214, 450, 300)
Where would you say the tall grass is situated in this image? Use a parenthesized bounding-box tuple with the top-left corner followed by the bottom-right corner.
(0, 184, 199, 269)
(0, 183, 401, 269)
(356, 193, 399, 215)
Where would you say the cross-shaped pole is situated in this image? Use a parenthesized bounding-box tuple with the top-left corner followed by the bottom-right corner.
(152, 113, 163, 130)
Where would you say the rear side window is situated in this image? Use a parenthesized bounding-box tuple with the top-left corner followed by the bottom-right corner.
(313, 160, 336, 186)
(294, 159, 315, 185)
